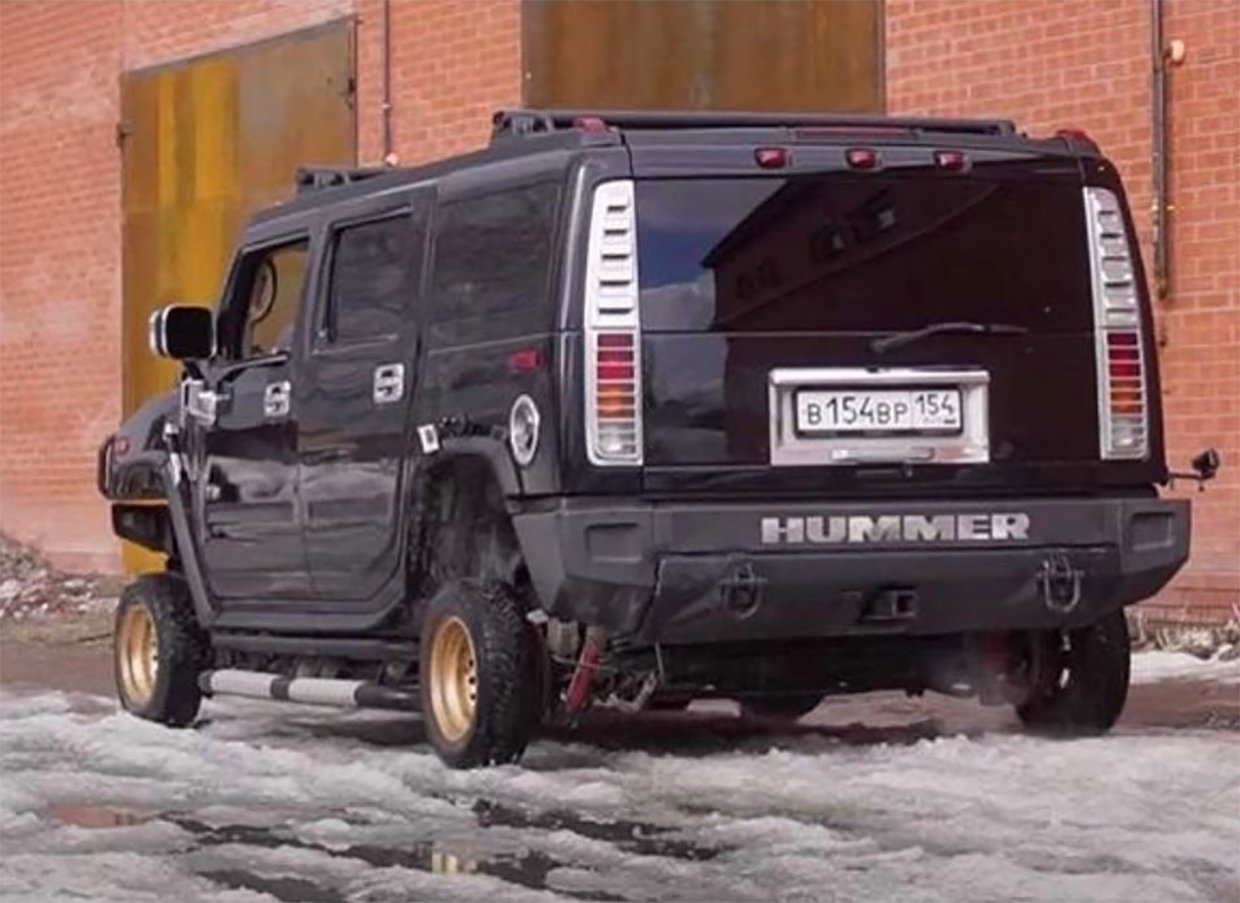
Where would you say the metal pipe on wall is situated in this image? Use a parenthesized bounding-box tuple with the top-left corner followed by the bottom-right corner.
(1151, 0, 1170, 300)
(382, 0, 394, 163)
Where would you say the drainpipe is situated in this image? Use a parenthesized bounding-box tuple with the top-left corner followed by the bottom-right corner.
(382, 0, 395, 164)
(1151, 0, 1170, 300)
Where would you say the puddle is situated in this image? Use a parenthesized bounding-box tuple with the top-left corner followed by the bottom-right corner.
(166, 814, 613, 900)
(44, 803, 156, 829)
(41, 798, 719, 900)
(472, 798, 725, 862)
(199, 870, 341, 903)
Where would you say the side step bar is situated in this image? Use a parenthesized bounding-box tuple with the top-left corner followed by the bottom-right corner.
(199, 669, 419, 712)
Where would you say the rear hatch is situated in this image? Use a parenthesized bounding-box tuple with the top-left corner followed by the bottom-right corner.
(627, 147, 1161, 497)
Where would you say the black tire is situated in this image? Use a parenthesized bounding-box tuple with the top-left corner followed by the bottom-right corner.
(1016, 610, 1130, 735)
(113, 574, 210, 727)
(419, 580, 544, 768)
(740, 693, 823, 721)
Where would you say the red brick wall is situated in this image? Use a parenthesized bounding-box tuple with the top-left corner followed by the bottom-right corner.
(354, 0, 521, 166)
(0, 0, 520, 572)
(1, 1, 126, 572)
(888, 0, 1240, 622)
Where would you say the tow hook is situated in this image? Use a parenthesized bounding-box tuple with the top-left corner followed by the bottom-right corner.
(719, 561, 766, 618)
(1038, 551, 1082, 613)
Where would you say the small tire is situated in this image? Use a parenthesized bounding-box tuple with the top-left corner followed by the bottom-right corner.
(1016, 610, 1130, 736)
(114, 574, 210, 727)
(740, 693, 823, 721)
(419, 580, 543, 768)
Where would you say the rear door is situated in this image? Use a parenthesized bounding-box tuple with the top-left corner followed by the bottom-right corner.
(297, 188, 430, 602)
(629, 151, 1154, 496)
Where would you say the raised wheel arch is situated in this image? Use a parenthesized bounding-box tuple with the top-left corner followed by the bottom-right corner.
(410, 454, 528, 598)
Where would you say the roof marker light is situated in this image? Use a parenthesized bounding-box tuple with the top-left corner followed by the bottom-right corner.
(934, 149, 969, 172)
(754, 147, 790, 169)
(573, 116, 609, 133)
(846, 147, 879, 170)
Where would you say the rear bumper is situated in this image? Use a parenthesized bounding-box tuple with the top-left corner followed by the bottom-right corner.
(512, 496, 1189, 643)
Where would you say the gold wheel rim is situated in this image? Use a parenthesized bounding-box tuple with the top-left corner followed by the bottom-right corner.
(118, 604, 159, 707)
(428, 616, 478, 743)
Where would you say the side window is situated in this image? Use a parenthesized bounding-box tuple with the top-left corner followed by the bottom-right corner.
(220, 239, 309, 360)
(429, 182, 559, 346)
(322, 212, 420, 345)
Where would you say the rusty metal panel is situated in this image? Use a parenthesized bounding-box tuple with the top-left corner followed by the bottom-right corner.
(119, 20, 355, 569)
(121, 19, 355, 418)
(522, 0, 883, 113)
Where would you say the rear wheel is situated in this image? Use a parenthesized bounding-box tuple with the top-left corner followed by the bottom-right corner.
(1016, 610, 1130, 735)
(113, 574, 209, 727)
(740, 693, 823, 721)
(419, 580, 544, 768)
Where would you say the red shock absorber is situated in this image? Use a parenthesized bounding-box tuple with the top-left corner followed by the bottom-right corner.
(564, 627, 606, 714)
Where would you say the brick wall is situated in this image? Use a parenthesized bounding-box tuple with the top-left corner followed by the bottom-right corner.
(0, 0, 520, 572)
(1, 1, 126, 572)
(888, 0, 1240, 622)
(354, 0, 521, 166)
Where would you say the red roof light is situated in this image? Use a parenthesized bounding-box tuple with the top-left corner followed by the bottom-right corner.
(934, 149, 970, 172)
(846, 147, 880, 170)
(754, 147, 790, 169)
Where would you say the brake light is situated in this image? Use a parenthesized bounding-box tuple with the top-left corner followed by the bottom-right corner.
(1084, 187, 1148, 459)
(584, 181, 643, 465)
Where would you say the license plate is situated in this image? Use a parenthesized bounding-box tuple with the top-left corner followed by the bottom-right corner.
(795, 388, 962, 434)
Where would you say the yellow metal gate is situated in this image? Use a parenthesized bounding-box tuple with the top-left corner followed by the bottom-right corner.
(119, 20, 356, 569)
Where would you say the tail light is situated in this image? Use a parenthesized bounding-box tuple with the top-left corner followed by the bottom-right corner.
(1084, 187, 1148, 459)
(584, 180, 643, 465)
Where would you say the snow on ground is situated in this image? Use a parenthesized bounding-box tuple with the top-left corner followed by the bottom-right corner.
(1130, 650, 1240, 686)
(1, 685, 1237, 903)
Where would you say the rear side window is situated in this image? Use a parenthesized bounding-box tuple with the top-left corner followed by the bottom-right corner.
(325, 213, 421, 344)
(428, 183, 559, 345)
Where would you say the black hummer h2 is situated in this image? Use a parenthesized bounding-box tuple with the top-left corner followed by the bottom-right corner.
(100, 109, 1205, 768)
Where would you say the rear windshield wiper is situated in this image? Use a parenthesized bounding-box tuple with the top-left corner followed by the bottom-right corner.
(870, 321, 1028, 355)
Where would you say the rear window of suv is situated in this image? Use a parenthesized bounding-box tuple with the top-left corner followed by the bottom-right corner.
(635, 175, 1093, 333)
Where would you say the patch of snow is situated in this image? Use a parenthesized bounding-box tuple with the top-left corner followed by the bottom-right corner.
(1, 688, 1237, 902)
(1131, 650, 1240, 685)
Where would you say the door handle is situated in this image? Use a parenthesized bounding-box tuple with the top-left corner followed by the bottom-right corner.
(263, 381, 291, 418)
(373, 363, 405, 405)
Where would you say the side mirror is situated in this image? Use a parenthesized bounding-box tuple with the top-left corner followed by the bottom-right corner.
(149, 305, 214, 360)
(1192, 447, 1220, 481)
(1170, 446, 1220, 490)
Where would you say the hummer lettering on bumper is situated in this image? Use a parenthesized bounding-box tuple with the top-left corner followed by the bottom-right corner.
(760, 513, 1032, 545)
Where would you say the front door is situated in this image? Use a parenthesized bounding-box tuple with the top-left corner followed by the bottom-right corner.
(194, 232, 315, 600)
(298, 190, 429, 601)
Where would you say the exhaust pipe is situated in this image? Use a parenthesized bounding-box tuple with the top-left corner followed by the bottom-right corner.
(199, 670, 419, 712)
(1038, 552, 1083, 613)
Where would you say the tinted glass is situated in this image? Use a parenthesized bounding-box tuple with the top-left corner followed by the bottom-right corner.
(429, 183, 559, 345)
(220, 239, 308, 359)
(636, 175, 1092, 333)
(328, 214, 417, 343)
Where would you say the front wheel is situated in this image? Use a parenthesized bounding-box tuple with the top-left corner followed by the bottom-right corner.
(1016, 610, 1130, 735)
(114, 574, 210, 727)
(419, 580, 544, 768)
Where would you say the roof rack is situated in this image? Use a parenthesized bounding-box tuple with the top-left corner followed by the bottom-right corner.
(491, 108, 1017, 141)
(295, 165, 392, 194)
